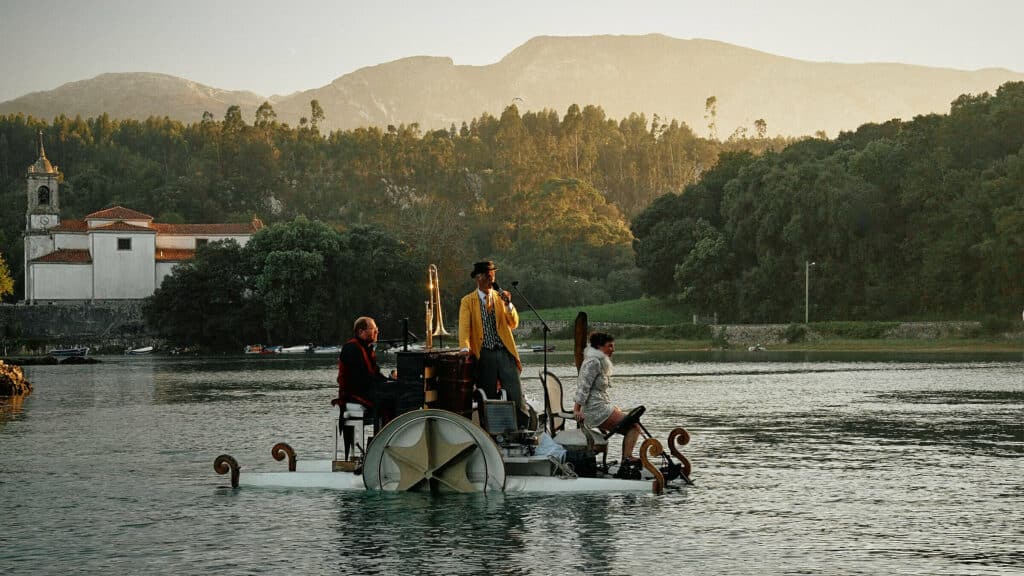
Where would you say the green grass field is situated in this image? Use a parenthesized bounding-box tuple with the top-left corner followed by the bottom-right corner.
(527, 298, 1023, 353)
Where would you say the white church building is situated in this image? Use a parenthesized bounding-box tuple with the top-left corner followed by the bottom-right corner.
(23, 135, 263, 303)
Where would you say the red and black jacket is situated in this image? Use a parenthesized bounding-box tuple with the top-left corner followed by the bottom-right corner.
(336, 337, 386, 407)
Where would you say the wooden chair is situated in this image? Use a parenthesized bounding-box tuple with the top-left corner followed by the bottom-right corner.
(331, 398, 373, 461)
(538, 370, 608, 463)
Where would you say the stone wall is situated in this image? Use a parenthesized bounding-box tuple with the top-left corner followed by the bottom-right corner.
(519, 319, 1018, 346)
(0, 301, 155, 354)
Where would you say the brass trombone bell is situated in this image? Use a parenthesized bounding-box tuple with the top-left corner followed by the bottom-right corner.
(426, 264, 450, 349)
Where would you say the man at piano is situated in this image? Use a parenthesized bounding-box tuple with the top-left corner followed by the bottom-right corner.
(337, 317, 388, 407)
(335, 316, 401, 431)
(458, 260, 527, 428)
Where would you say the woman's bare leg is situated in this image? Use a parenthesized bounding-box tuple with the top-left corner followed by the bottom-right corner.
(621, 425, 641, 461)
(600, 407, 641, 461)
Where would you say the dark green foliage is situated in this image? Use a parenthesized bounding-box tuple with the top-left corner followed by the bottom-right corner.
(142, 219, 421, 349)
(604, 268, 643, 302)
(979, 315, 1013, 335)
(631, 151, 756, 299)
(548, 324, 577, 340)
(711, 327, 730, 349)
(783, 323, 806, 343)
(0, 104, 789, 309)
(632, 82, 1024, 322)
(334, 224, 423, 334)
(142, 240, 262, 350)
(811, 322, 899, 339)
(620, 323, 712, 340)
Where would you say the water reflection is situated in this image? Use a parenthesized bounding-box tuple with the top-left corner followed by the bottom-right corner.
(3, 354, 1022, 576)
(151, 358, 336, 405)
(873, 389, 1024, 404)
(329, 492, 674, 576)
(0, 392, 28, 426)
(334, 493, 535, 575)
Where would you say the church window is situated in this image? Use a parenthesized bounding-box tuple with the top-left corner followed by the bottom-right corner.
(117, 238, 132, 251)
(38, 186, 50, 205)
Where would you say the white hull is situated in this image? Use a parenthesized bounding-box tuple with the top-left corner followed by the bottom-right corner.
(279, 345, 312, 354)
(230, 459, 659, 493)
(215, 406, 691, 495)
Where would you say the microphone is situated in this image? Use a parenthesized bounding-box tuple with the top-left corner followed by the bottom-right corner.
(492, 281, 511, 303)
(512, 281, 519, 287)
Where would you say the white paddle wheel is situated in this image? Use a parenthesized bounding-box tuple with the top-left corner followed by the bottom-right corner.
(362, 409, 506, 493)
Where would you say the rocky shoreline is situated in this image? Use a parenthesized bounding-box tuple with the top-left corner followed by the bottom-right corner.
(0, 355, 102, 366)
(0, 360, 32, 396)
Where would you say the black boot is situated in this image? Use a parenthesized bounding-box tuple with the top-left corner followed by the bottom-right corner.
(614, 459, 641, 480)
(659, 462, 681, 482)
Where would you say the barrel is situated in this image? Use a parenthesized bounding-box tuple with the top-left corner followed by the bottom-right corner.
(433, 352, 474, 418)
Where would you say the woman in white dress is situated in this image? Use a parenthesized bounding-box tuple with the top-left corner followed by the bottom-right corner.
(572, 332, 641, 464)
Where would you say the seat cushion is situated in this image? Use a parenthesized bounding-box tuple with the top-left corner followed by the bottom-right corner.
(342, 402, 367, 419)
(554, 428, 608, 451)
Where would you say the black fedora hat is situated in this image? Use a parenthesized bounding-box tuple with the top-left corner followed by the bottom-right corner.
(470, 261, 498, 278)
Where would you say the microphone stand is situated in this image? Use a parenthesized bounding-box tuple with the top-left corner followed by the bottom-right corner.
(509, 281, 554, 436)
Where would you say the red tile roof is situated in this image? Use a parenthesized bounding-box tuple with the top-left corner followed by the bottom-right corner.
(90, 221, 156, 233)
(85, 206, 153, 221)
(155, 249, 196, 262)
(151, 222, 258, 235)
(30, 249, 92, 264)
(50, 219, 88, 232)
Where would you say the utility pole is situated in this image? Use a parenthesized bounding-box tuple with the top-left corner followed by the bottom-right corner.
(805, 261, 816, 324)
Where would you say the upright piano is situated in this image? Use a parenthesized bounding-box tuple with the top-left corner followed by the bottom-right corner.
(393, 348, 474, 419)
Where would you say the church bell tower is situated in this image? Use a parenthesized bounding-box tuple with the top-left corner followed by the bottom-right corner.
(26, 131, 61, 231)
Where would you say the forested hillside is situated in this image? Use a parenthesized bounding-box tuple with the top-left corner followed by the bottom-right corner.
(2, 82, 1021, 336)
(0, 101, 784, 311)
(633, 82, 1024, 323)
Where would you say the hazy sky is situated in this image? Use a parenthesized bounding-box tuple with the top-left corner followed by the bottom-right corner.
(2, 0, 1022, 102)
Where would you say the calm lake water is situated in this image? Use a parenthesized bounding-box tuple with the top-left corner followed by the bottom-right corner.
(1, 351, 1021, 575)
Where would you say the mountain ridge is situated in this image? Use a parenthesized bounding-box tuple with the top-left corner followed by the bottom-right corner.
(2, 34, 1022, 136)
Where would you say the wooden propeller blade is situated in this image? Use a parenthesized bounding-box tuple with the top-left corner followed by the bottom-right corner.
(573, 311, 588, 373)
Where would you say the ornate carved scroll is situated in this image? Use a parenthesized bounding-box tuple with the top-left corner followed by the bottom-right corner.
(214, 454, 240, 488)
(667, 427, 692, 479)
(639, 438, 665, 494)
(271, 442, 297, 471)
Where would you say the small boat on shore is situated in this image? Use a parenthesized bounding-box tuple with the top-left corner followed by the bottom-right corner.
(125, 346, 154, 355)
(170, 346, 198, 355)
(379, 342, 424, 354)
(48, 346, 89, 357)
(279, 344, 313, 354)
(517, 343, 555, 353)
(244, 344, 280, 355)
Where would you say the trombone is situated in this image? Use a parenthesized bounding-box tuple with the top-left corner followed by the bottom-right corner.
(426, 264, 450, 349)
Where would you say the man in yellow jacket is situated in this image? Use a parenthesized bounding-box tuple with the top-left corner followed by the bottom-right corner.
(459, 260, 526, 427)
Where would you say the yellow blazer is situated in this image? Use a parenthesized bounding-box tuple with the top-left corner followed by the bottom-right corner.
(459, 289, 522, 371)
